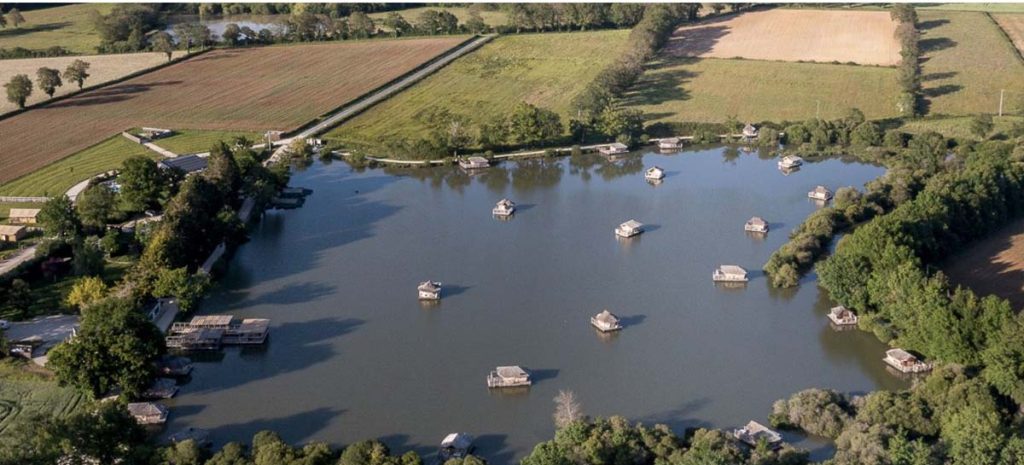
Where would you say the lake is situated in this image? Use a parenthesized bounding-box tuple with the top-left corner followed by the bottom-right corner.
(164, 16, 287, 40)
(164, 146, 904, 463)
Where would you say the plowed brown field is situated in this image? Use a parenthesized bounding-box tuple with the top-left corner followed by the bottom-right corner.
(994, 13, 1024, 56)
(0, 37, 463, 184)
(666, 9, 900, 66)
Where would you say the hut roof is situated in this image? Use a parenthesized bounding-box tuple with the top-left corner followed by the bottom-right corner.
(781, 155, 803, 163)
(441, 433, 474, 449)
(886, 348, 917, 362)
(9, 208, 40, 218)
(719, 265, 747, 275)
(812, 185, 831, 194)
(830, 305, 848, 316)
(647, 166, 663, 173)
(660, 137, 680, 144)
(127, 402, 168, 417)
(237, 318, 270, 332)
(747, 216, 766, 226)
(419, 281, 441, 292)
(594, 310, 620, 324)
(0, 225, 26, 236)
(495, 366, 528, 378)
(467, 156, 487, 164)
(620, 219, 643, 230)
(497, 198, 515, 207)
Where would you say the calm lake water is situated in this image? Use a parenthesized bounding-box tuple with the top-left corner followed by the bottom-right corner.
(165, 146, 905, 463)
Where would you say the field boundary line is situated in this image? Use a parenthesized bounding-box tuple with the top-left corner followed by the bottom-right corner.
(0, 48, 212, 123)
(986, 12, 1024, 65)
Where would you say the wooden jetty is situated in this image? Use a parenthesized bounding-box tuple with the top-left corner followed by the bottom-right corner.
(127, 402, 169, 425)
(279, 187, 313, 198)
(733, 420, 782, 449)
(744, 216, 769, 233)
(418, 281, 442, 300)
(459, 156, 490, 170)
(487, 366, 531, 388)
(598, 142, 629, 156)
(713, 265, 748, 283)
(615, 220, 644, 238)
(166, 315, 270, 350)
(645, 166, 665, 181)
(439, 433, 475, 463)
(808, 185, 833, 201)
(492, 199, 516, 217)
(142, 378, 179, 399)
(591, 310, 623, 332)
(884, 348, 932, 374)
(271, 196, 304, 209)
(777, 155, 803, 170)
(827, 306, 858, 327)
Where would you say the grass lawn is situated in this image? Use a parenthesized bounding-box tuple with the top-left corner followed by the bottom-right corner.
(898, 115, 1024, 140)
(0, 359, 87, 445)
(0, 202, 44, 223)
(919, 4, 1024, 13)
(16, 258, 133, 319)
(0, 4, 113, 54)
(621, 57, 900, 124)
(0, 129, 261, 198)
(328, 30, 632, 149)
(918, 10, 1024, 116)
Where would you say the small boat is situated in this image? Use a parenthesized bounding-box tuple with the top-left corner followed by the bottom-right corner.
(733, 421, 782, 449)
(827, 306, 858, 326)
(777, 155, 803, 169)
(492, 199, 516, 217)
(487, 366, 531, 388)
(744, 216, 768, 233)
(884, 348, 933, 374)
(808, 185, 833, 201)
(590, 310, 622, 332)
(418, 281, 442, 300)
(713, 265, 748, 282)
(615, 220, 644, 238)
(645, 166, 665, 181)
(438, 433, 475, 462)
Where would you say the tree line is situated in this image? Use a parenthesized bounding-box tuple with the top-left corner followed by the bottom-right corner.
(3, 59, 91, 109)
(892, 4, 921, 117)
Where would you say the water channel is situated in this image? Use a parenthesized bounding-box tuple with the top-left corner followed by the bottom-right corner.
(164, 146, 906, 463)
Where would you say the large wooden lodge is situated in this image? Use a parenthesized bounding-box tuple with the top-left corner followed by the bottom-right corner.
(165, 315, 270, 350)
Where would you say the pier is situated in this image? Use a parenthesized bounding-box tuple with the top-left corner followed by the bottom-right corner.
(166, 315, 270, 350)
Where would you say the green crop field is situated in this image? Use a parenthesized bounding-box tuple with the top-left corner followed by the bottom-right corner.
(328, 30, 631, 149)
(918, 10, 1024, 116)
(0, 4, 113, 54)
(0, 130, 259, 198)
(0, 361, 87, 445)
(621, 57, 900, 123)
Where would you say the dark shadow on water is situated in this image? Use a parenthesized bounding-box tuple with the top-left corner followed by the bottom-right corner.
(514, 203, 537, 212)
(444, 284, 471, 298)
(767, 222, 786, 231)
(474, 434, 514, 465)
(230, 280, 336, 308)
(643, 224, 662, 233)
(526, 368, 559, 383)
(618, 314, 646, 328)
(379, 433, 435, 461)
(662, 170, 682, 178)
(635, 397, 713, 433)
(211, 407, 344, 448)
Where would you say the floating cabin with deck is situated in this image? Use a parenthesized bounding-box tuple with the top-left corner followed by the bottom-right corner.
(8, 208, 40, 224)
(657, 138, 683, 151)
(884, 348, 933, 374)
(439, 433, 474, 463)
(487, 365, 531, 388)
(458, 156, 490, 170)
(827, 306, 858, 327)
(744, 216, 769, 233)
(418, 281, 442, 300)
(645, 166, 665, 181)
(591, 310, 623, 332)
(165, 315, 270, 350)
(615, 220, 644, 238)
(127, 402, 169, 425)
(742, 123, 759, 140)
(808, 185, 833, 201)
(492, 199, 516, 217)
(598, 142, 629, 157)
(713, 265, 749, 283)
(777, 155, 803, 170)
(733, 421, 782, 449)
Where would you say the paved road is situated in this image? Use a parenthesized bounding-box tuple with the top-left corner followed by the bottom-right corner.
(269, 35, 496, 164)
(0, 245, 37, 277)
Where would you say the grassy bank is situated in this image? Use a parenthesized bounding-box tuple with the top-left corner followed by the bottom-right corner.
(0, 360, 87, 445)
(897, 115, 1024, 139)
(0, 4, 113, 54)
(327, 30, 632, 148)
(621, 57, 900, 123)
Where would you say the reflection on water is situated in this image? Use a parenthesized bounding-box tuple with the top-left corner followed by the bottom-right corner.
(167, 147, 902, 464)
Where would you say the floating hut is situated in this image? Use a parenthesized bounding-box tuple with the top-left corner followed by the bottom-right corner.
(884, 348, 933, 374)
(827, 306, 858, 326)
(142, 378, 179, 399)
(459, 156, 490, 170)
(777, 155, 803, 169)
(744, 217, 769, 233)
(169, 427, 211, 446)
(221, 318, 270, 345)
(645, 166, 665, 181)
(127, 402, 169, 425)
(493, 199, 516, 217)
(808, 185, 833, 201)
(615, 220, 644, 238)
(157, 355, 193, 376)
(439, 433, 475, 462)
(742, 123, 759, 139)
(657, 138, 682, 151)
(733, 421, 782, 449)
(598, 143, 629, 156)
(591, 310, 623, 332)
(487, 365, 531, 388)
(418, 281, 442, 300)
(713, 265, 748, 283)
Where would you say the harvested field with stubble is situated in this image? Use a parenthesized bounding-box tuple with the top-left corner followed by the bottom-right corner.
(945, 218, 1024, 311)
(994, 13, 1024, 56)
(667, 9, 901, 66)
(0, 37, 465, 185)
(0, 52, 186, 114)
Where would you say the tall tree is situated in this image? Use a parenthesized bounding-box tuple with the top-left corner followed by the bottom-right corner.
(34, 67, 62, 98)
(150, 31, 175, 61)
(38, 195, 81, 240)
(222, 23, 241, 45)
(118, 156, 166, 213)
(4, 74, 32, 109)
(552, 390, 584, 428)
(62, 59, 91, 89)
(349, 11, 374, 38)
(76, 184, 116, 230)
